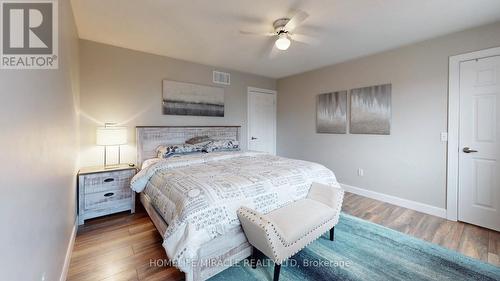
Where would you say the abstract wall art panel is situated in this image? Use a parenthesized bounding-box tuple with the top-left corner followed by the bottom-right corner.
(350, 84, 391, 135)
(316, 91, 348, 134)
(162, 80, 225, 117)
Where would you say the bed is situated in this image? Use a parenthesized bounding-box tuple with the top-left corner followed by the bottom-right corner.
(132, 126, 339, 281)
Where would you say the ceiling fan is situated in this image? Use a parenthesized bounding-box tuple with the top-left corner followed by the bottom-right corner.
(240, 10, 317, 55)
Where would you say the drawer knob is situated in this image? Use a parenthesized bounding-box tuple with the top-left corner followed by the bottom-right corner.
(104, 192, 114, 197)
(103, 178, 115, 183)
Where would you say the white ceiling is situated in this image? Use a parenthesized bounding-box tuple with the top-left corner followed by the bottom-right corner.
(71, 0, 500, 78)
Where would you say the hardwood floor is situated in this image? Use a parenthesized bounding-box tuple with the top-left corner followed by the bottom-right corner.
(68, 192, 500, 281)
(68, 207, 182, 281)
(342, 192, 499, 265)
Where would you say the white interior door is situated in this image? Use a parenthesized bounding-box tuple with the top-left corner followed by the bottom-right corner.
(248, 89, 276, 154)
(458, 56, 500, 231)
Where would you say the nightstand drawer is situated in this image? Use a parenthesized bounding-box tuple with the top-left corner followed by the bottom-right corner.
(84, 188, 132, 211)
(82, 170, 135, 194)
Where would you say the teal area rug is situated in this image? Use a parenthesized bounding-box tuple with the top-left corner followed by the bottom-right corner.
(209, 213, 500, 281)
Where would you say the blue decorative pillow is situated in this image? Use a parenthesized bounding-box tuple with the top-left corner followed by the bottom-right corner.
(203, 139, 240, 152)
(156, 143, 203, 158)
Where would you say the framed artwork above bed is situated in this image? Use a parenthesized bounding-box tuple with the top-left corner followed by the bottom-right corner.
(162, 80, 225, 117)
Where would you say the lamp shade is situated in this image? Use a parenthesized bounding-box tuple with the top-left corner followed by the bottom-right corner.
(96, 126, 127, 146)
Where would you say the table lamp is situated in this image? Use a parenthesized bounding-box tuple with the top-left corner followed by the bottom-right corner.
(96, 124, 127, 168)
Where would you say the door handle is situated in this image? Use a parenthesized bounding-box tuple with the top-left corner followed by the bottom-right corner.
(463, 147, 478, 153)
(251, 137, 258, 140)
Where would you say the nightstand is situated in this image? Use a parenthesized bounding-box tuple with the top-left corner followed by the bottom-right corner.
(77, 164, 137, 225)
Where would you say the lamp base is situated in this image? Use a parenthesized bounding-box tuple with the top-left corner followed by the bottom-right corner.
(103, 145, 122, 169)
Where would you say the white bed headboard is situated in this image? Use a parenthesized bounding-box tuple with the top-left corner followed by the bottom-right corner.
(136, 126, 241, 167)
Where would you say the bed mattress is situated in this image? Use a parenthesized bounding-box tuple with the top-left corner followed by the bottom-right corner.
(131, 151, 338, 272)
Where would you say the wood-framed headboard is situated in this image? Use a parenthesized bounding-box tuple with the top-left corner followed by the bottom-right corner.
(136, 126, 241, 168)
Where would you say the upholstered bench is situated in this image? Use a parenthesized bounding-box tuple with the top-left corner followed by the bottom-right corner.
(237, 182, 344, 281)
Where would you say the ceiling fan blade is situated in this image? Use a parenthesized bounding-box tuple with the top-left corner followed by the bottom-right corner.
(291, 33, 319, 45)
(284, 10, 309, 31)
(267, 39, 279, 59)
(240, 30, 275, 36)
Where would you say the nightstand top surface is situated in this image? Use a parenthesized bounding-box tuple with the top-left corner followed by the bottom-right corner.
(79, 164, 137, 175)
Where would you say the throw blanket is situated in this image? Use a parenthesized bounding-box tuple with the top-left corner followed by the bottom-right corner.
(131, 151, 338, 272)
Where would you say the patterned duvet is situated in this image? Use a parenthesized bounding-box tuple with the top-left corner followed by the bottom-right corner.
(131, 151, 338, 272)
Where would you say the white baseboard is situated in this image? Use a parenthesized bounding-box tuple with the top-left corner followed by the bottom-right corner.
(59, 218, 77, 281)
(340, 183, 447, 218)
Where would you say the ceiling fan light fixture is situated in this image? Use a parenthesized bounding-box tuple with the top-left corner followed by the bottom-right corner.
(275, 33, 291, 50)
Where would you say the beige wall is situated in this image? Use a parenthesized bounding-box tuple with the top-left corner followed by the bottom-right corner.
(79, 40, 276, 167)
(277, 21, 500, 209)
(0, 1, 80, 280)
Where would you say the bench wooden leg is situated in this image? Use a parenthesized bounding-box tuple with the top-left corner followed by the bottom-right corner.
(250, 247, 260, 269)
(273, 264, 281, 281)
(330, 227, 335, 241)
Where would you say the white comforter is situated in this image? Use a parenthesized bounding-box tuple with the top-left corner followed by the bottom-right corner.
(131, 151, 338, 272)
